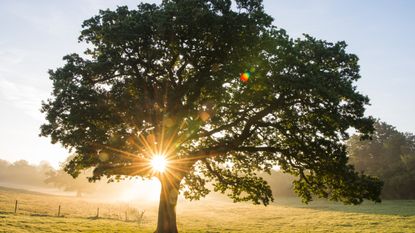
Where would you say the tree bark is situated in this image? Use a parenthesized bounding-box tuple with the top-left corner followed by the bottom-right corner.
(155, 175, 181, 233)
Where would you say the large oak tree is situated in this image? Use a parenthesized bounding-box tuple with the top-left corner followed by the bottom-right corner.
(41, 0, 382, 232)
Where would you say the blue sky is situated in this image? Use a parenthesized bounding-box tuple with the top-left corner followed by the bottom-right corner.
(0, 0, 414, 167)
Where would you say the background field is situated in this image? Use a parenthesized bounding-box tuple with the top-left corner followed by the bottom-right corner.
(0, 186, 414, 233)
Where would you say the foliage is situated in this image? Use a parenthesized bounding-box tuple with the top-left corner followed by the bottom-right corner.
(348, 121, 415, 199)
(41, 0, 382, 207)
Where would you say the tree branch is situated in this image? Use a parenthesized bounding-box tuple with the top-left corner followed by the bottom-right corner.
(189, 145, 282, 160)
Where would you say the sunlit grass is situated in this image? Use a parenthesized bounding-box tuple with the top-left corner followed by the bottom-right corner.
(0, 214, 153, 233)
(0, 186, 414, 232)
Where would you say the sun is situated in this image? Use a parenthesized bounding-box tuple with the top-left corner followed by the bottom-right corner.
(151, 154, 167, 173)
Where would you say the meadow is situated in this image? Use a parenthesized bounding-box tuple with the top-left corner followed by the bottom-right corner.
(0, 186, 414, 233)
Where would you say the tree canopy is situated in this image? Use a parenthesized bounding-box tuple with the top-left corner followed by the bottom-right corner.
(41, 0, 382, 231)
(348, 121, 415, 199)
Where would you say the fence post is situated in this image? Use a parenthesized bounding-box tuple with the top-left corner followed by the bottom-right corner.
(14, 200, 18, 214)
(96, 208, 99, 218)
(125, 211, 128, 221)
(139, 210, 145, 225)
(58, 205, 61, 217)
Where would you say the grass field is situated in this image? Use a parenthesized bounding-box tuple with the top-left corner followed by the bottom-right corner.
(0, 186, 414, 232)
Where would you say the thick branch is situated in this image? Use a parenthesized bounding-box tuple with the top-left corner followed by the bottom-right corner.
(189, 145, 282, 160)
(93, 161, 150, 178)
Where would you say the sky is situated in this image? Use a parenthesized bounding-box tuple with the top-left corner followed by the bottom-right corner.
(0, 0, 414, 168)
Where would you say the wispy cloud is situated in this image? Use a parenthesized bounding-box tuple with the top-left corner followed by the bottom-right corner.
(0, 78, 45, 121)
(0, 44, 50, 121)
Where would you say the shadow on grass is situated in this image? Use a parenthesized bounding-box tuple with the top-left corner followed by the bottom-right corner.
(273, 197, 415, 216)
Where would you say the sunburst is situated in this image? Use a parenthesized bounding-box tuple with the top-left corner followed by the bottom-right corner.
(95, 113, 203, 185)
(151, 154, 168, 173)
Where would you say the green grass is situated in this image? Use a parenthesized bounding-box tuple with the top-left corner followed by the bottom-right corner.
(1, 186, 414, 232)
(0, 214, 153, 233)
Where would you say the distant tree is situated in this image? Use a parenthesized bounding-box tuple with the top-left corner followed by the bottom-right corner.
(348, 121, 415, 199)
(41, 0, 382, 232)
(264, 170, 296, 197)
(0, 159, 10, 179)
(44, 155, 97, 197)
(45, 169, 96, 197)
(0, 159, 10, 168)
(0, 159, 53, 188)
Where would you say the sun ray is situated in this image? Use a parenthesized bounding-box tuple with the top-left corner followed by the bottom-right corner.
(98, 144, 143, 160)
(138, 133, 157, 157)
(91, 113, 207, 181)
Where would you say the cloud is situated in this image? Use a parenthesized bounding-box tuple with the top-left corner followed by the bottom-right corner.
(0, 42, 53, 120)
(0, 78, 46, 121)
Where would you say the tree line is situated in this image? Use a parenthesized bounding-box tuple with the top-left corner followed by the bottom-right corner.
(0, 158, 132, 197)
(266, 121, 415, 200)
(348, 121, 415, 199)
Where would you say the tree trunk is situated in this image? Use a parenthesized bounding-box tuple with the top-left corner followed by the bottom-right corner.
(155, 175, 181, 233)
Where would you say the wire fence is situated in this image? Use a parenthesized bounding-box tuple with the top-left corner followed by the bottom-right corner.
(3, 198, 154, 226)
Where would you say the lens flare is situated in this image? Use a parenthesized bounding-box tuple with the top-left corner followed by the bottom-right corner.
(240, 72, 250, 83)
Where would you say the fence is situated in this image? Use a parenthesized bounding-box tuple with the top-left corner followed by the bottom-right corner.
(7, 199, 150, 225)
